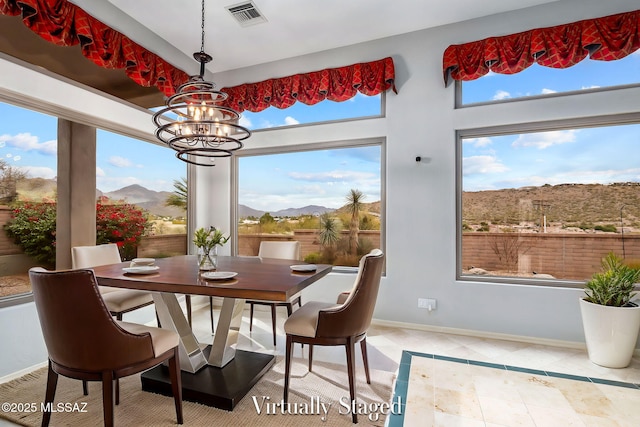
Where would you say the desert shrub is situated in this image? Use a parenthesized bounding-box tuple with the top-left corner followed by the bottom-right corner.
(303, 252, 323, 264)
(594, 224, 617, 233)
(357, 237, 375, 256)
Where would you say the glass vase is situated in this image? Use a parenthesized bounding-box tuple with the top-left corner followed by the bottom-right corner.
(197, 246, 218, 271)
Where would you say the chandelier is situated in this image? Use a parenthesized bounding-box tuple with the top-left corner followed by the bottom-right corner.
(152, 0, 250, 166)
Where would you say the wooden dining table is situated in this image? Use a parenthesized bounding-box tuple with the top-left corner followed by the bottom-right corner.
(91, 254, 332, 410)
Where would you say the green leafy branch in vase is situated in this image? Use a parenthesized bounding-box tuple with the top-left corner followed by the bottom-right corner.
(193, 226, 230, 253)
(193, 227, 230, 270)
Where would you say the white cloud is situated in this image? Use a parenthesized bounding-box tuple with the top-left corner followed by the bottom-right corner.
(239, 115, 252, 128)
(463, 155, 509, 175)
(541, 88, 557, 94)
(16, 165, 56, 179)
(493, 90, 511, 100)
(284, 116, 300, 126)
(0, 132, 56, 155)
(96, 167, 106, 177)
(581, 85, 601, 90)
(512, 129, 578, 149)
(464, 137, 492, 147)
(108, 156, 133, 167)
(288, 170, 375, 184)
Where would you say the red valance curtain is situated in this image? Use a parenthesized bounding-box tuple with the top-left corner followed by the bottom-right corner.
(442, 10, 640, 85)
(221, 57, 397, 113)
(0, 0, 189, 97)
(0, 0, 396, 108)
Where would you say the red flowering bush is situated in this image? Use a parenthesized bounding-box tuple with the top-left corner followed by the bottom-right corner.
(4, 197, 152, 265)
(96, 197, 152, 260)
(4, 202, 57, 267)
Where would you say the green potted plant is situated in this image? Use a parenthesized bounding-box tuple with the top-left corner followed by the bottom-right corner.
(193, 226, 229, 270)
(579, 252, 640, 368)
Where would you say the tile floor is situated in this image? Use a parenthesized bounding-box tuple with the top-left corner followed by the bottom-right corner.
(2, 297, 639, 426)
(389, 351, 640, 427)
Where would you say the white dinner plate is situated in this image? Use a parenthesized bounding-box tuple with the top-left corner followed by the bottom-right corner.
(122, 266, 160, 274)
(290, 264, 317, 272)
(202, 271, 238, 280)
(131, 258, 155, 266)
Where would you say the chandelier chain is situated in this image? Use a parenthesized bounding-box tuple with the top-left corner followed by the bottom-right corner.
(152, 0, 251, 166)
(200, 0, 205, 53)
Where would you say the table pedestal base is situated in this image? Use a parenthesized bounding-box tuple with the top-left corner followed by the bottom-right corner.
(141, 347, 275, 410)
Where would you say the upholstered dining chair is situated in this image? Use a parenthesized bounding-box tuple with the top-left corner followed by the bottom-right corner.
(71, 244, 155, 322)
(283, 249, 384, 424)
(247, 241, 302, 345)
(29, 267, 183, 427)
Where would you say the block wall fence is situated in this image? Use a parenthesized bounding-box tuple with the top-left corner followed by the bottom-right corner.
(1, 204, 638, 281)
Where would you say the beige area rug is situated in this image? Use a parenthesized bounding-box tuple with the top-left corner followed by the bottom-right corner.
(0, 357, 395, 427)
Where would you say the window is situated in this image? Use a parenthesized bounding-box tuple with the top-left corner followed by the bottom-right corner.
(96, 131, 187, 259)
(0, 101, 57, 300)
(235, 140, 384, 268)
(459, 121, 640, 284)
(460, 52, 640, 105)
(240, 93, 382, 130)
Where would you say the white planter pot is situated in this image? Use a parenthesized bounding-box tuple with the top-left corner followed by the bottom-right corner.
(579, 298, 640, 368)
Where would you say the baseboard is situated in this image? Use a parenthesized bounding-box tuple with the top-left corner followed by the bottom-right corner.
(0, 361, 47, 384)
(371, 318, 640, 357)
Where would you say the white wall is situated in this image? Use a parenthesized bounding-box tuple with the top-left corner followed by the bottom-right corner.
(1, 0, 639, 377)
(200, 0, 640, 343)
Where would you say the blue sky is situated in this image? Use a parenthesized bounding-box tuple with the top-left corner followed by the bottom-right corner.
(0, 93, 380, 200)
(0, 52, 638, 208)
(462, 51, 640, 192)
(238, 145, 381, 211)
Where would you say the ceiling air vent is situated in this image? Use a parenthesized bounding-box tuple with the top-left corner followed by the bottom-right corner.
(226, 2, 267, 27)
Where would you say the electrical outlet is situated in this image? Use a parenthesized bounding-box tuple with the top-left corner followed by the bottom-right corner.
(418, 298, 437, 311)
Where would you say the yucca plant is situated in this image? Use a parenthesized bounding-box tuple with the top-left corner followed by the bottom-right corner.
(584, 253, 640, 307)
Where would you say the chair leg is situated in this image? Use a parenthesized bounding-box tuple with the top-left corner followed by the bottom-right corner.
(42, 361, 58, 427)
(270, 304, 277, 346)
(82, 380, 88, 396)
(345, 337, 358, 424)
(284, 335, 293, 403)
(360, 338, 371, 384)
(249, 302, 255, 331)
(209, 296, 215, 333)
(115, 378, 120, 405)
(308, 344, 314, 372)
(185, 295, 192, 327)
(169, 348, 184, 424)
(102, 371, 115, 427)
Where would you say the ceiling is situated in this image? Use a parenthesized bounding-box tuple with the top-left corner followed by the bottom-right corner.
(1, 0, 636, 108)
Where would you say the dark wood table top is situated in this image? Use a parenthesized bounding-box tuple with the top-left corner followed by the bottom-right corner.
(92, 255, 332, 302)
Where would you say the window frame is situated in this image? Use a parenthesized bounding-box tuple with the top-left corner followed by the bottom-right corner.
(456, 112, 640, 288)
(231, 137, 386, 273)
(0, 93, 178, 307)
(242, 92, 386, 132)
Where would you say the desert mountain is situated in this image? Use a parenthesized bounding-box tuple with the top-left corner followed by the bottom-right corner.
(463, 182, 640, 227)
(103, 184, 184, 218)
(238, 204, 335, 218)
